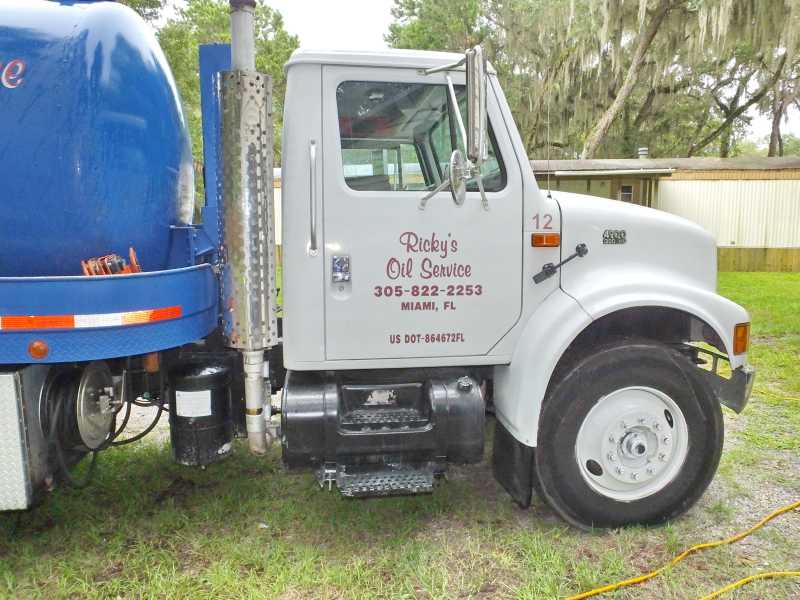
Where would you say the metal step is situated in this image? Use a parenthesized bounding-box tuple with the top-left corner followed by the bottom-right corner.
(339, 407, 428, 429)
(320, 465, 437, 497)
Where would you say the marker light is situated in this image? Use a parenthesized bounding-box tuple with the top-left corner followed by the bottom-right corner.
(532, 233, 561, 247)
(733, 323, 750, 355)
(28, 340, 49, 360)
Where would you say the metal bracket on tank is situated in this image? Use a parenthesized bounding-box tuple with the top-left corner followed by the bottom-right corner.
(167, 225, 216, 268)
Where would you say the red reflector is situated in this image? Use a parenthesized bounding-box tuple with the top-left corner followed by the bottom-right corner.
(532, 233, 561, 247)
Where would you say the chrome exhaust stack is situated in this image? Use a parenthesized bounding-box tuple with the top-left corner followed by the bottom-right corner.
(221, 0, 279, 454)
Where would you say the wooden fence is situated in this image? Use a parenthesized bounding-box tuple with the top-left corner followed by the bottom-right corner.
(717, 248, 800, 272)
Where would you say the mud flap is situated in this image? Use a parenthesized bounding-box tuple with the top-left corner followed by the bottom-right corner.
(492, 418, 536, 508)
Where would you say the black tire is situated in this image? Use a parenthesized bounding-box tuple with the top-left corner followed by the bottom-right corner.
(535, 339, 723, 529)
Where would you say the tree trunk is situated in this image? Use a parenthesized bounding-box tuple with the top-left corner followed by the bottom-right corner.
(580, 0, 675, 159)
(768, 92, 784, 157)
(720, 127, 731, 158)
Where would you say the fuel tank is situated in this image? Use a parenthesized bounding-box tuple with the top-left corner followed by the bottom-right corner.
(0, 0, 194, 276)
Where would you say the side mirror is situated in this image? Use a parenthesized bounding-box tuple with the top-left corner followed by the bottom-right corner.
(448, 149, 467, 206)
(418, 47, 490, 211)
(466, 45, 488, 165)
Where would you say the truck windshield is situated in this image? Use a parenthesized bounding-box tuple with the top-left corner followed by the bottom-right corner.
(336, 80, 506, 193)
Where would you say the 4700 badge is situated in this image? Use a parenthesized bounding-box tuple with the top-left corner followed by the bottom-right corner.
(389, 331, 466, 345)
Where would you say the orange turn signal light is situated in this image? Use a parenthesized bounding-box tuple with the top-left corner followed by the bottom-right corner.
(532, 233, 561, 247)
(733, 323, 750, 355)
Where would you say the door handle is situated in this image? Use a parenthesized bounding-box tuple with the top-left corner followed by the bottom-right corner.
(308, 139, 319, 256)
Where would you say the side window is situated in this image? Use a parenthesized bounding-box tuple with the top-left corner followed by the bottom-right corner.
(336, 80, 506, 193)
(341, 142, 426, 191)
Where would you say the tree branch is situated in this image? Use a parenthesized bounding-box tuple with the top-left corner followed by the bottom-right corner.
(689, 54, 787, 156)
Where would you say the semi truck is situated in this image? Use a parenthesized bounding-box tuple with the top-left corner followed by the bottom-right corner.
(0, 0, 755, 530)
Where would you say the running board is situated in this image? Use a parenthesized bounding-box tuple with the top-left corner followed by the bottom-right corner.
(318, 464, 438, 498)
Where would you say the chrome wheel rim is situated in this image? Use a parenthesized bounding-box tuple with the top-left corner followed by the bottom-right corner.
(574, 386, 689, 502)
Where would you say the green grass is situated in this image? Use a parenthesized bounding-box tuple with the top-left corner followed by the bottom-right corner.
(1, 273, 799, 599)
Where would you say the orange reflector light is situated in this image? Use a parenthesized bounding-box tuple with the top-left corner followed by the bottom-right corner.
(532, 233, 561, 247)
(733, 322, 750, 355)
(121, 306, 182, 325)
(3, 315, 74, 330)
(28, 340, 49, 360)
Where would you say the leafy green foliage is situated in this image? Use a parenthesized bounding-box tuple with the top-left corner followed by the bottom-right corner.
(157, 0, 299, 168)
(386, 0, 486, 51)
(781, 133, 800, 156)
(731, 138, 766, 157)
(118, 0, 166, 21)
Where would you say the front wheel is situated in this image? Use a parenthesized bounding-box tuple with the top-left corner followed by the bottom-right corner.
(535, 340, 723, 529)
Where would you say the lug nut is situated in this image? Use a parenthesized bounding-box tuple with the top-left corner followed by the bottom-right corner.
(620, 421, 627, 429)
(608, 435, 616, 443)
(456, 377, 473, 392)
(662, 436, 670, 445)
(607, 452, 616, 462)
(646, 467, 655, 475)
(615, 466, 624, 475)
(654, 422, 661, 431)
(638, 417, 646, 424)
(658, 453, 667, 462)
(630, 472, 639, 481)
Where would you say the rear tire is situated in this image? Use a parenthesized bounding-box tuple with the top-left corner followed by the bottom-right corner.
(535, 339, 723, 529)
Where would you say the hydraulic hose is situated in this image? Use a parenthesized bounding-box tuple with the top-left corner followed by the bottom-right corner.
(568, 498, 800, 599)
(111, 371, 166, 446)
(110, 403, 163, 446)
(48, 380, 99, 489)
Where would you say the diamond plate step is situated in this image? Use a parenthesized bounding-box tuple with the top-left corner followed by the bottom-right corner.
(339, 407, 428, 429)
(332, 466, 436, 497)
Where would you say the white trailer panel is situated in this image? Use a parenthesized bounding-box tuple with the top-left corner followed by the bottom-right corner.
(655, 179, 800, 248)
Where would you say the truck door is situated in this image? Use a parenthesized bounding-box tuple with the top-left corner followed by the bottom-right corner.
(321, 66, 523, 361)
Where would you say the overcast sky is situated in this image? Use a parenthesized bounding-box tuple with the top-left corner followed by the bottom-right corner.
(162, 0, 394, 50)
(267, 0, 394, 50)
(162, 0, 793, 145)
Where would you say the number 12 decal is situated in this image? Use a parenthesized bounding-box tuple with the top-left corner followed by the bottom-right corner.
(532, 213, 553, 230)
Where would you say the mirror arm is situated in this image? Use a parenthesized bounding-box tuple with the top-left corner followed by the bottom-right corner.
(445, 75, 468, 155)
(418, 177, 451, 211)
(475, 170, 489, 211)
(423, 57, 465, 76)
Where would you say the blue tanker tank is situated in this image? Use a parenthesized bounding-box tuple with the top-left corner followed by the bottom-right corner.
(0, 0, 194, 276)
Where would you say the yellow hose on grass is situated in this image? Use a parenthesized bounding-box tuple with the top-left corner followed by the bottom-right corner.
(567, 499, 800, 600)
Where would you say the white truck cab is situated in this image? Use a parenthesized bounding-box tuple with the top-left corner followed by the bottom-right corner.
(279, 48, 754, 529)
